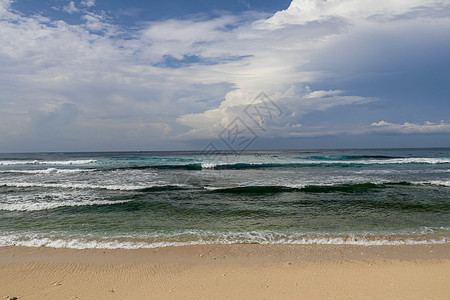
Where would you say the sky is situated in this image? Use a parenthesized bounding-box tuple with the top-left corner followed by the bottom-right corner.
(1, 0, 449, 152)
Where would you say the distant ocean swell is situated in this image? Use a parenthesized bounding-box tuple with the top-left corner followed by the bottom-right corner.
(2, 156, 450, 171)
(110, 157, 450, 170)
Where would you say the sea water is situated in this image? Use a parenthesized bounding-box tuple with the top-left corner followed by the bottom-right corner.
(0, 148, 449, 249)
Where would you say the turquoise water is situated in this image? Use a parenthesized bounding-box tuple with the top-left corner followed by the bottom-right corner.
(0, 148, 449, 248)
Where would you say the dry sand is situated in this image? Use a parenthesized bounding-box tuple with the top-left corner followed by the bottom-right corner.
(1, 244, 449, 299)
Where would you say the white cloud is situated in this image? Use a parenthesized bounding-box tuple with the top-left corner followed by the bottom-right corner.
(258, 0, 429, 29)
(370, 120, 450, 134)
(81, 0, 95, 8)
(81, 12, 116, 33)
(172, 0, 450, 141)
(304, 89, 343, 99)
(258, 120, 450, 139)
(0, 0, 449, 151)
(63, 1, 79, 14)
(371, 120, 394, 127)
(176, 85, 375, 139)
(0, 0, 17, 20)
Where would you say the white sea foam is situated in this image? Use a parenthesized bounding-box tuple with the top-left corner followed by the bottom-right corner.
(0, 168, 95, 174)
(0, 199, 131, 211)
(0, 160, 97, 166)
(302, 157, 450, 165)
(201, 162, 218, 169)
(199, 179, 450, 191)
(0, 236, 447, 249)
(3, 179, 446, 192)
(0, 235, 216, 249)
(0, 181, 191, 191)
(416, 180, 450, 187)
(199, 157, 450, 169)
(0, 231, 448, 249)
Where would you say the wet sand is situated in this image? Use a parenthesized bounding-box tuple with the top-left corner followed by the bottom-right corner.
(1, 244, 449, 299)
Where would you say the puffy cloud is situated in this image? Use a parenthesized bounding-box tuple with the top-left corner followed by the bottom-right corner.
(370, 120, 450, 134)
(81, 12, 116, 33)
(176, 0, 450, 139)
(0, 0, 17, 20)
(63, 1, 79, 14)
(81, 0, 95, 8)
(176, 86, 374, 139)
(263, 120, 450, 139)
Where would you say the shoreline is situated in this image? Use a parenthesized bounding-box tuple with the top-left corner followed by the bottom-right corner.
(1, 244, 449, 299)
(2, 231, 449, 249)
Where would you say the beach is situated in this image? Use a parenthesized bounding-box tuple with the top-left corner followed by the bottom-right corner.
(2, 0, 450, 297)
(1, 244, 449, 299)
(1, 150, 449, 299)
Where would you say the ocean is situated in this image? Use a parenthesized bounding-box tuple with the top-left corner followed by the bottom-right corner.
(0, 148, 449, 249)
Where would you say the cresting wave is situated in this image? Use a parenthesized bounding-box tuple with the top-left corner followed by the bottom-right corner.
(418, 180, 450, 187)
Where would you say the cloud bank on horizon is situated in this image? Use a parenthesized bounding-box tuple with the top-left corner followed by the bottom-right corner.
(0, 0, 449, 151)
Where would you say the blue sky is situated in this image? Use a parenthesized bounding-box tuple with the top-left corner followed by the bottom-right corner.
(1, 0, 449, 152)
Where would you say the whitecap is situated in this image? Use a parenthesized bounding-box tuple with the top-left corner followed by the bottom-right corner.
(0, 160, 97, 166)
(0, 198, 131, 211)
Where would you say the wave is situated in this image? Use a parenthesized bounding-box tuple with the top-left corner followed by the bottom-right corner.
(0, 159, 97, 166)
(119, 158, 450, 171)
(293, 155, 401, 160)
(209, 158, 450, 169)
(0, 168, 95, 174)
(124, 164, 203, 171)
(208, 186, 300, 194)
(0, 182, 190, 191)
(417, 180, 450, 187)
(1, 180, 448, 194)
(20, 156, 444, 172)
(1, 156, 448, 171)
(0, 231, 448, 249)
(208, 182, 424, 194)
(0, 199, 132, 211)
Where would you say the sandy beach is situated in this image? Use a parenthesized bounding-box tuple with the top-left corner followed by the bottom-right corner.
(1, 244, 449, 299)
